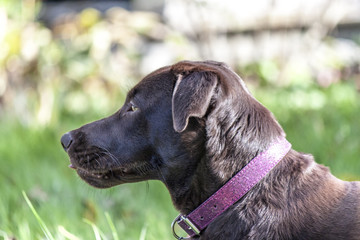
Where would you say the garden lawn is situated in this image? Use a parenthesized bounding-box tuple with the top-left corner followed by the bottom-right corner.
(0, 81, 359, 239)
(0, 122, 177, 240)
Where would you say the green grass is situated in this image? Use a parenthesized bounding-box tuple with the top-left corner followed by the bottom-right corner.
(22, 191, 54, 240)
(0, 122, 177, 240)
(0, 81, 359, 240)
(253, 81, 360, 180)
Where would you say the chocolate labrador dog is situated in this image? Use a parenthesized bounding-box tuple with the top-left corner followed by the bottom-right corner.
(61, 60, 360, 240)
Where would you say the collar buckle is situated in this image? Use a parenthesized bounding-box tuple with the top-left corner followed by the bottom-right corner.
(171, 215, 200, 239)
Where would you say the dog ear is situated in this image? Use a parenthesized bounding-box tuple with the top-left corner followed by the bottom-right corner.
(172, 71, 217, 132)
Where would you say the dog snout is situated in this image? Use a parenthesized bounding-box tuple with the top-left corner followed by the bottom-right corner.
(61, 132, 73, 151)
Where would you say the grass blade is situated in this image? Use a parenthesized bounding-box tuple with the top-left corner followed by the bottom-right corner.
(22, 191, 55, 240)
(0, 229, 9, 239)
(139, 224, 147, 240)
(58, 225, 81, 240)
(105, 212, 119, 240)
(83, 218, 108, 240)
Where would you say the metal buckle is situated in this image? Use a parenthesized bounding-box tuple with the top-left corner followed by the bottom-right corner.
(171, 215, 200, 239)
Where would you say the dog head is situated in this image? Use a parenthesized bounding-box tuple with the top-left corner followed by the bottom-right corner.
(61, 60, 284, 190)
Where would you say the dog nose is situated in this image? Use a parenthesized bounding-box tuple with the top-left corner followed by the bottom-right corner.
(61, 132, 73, 151)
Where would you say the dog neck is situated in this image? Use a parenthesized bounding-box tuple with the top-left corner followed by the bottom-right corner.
(166, 94, 285, 212)
(161, 90, 287, 240)
(172, 137, 291, 238)
(205, 94, 285, 183)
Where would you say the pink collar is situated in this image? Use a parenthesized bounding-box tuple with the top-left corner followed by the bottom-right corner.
(171, 137, 291, 239)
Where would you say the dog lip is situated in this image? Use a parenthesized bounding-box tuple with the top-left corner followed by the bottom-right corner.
(77, 168, 110, 179)
(75, 166, 128, 176)
(68, 164, 77, 169)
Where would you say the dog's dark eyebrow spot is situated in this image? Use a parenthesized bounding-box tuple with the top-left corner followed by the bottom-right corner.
(127, 88, 138, 100)
(132, 93, 144, 107)
(127, 88, 143, 106)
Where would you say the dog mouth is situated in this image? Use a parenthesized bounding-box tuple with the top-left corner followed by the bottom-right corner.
(70, 164, 123, 177)
(69, 165, 130, 188)
(65, 143, 158, 188)
(68, 160, 155, 188)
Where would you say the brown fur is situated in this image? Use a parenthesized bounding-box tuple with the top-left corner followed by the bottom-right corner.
(61, 60, 360, 239)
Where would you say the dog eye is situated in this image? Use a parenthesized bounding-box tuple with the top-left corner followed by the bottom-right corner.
(131, 105, 139, 112)
(127, 103, 139, 112)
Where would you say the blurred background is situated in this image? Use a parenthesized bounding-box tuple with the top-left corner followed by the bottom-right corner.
(0, 0, 360, 239)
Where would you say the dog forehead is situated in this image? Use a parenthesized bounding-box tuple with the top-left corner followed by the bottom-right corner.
(129, 60, 248, 101)
(128, 66, 175, 101)
(171, 60, 250, 96)
(171, 60, 229, 73)
(142, 66, 174, 86)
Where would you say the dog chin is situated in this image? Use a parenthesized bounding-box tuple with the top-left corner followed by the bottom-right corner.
(75, 167, 151, 188)
(75, 168, 124, 188)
